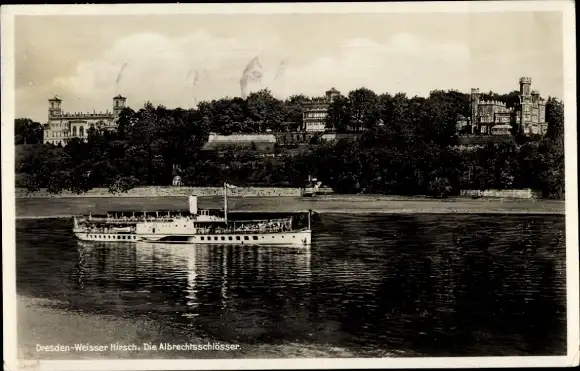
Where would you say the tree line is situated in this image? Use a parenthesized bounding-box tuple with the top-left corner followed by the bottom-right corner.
(16, 88, 565, 199)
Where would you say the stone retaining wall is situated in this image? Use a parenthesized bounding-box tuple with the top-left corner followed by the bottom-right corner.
(460, 189, 542, 199)
(15, 186, 304, 198)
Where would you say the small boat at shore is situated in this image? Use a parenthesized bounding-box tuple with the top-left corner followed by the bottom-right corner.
(73, 183, 312, 246)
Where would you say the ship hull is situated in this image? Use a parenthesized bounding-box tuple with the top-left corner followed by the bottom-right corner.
(74, 230, 312, 246)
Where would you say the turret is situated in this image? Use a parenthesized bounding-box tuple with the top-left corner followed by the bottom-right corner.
(519, 77, 532, 96)
(48, 96, 62, 117)
(113, 95, 127, 116)
(470, 88, 480, 133)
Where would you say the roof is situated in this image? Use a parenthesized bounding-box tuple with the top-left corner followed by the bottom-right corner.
(114, 94, 126, 99)
(49, 96, 62, 101)
(202, 141, 275, 151)
(456, 135, 513, 146)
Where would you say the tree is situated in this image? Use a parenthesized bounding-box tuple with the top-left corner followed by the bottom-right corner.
(15, 118, 44, 144)
(325, 95, 350, 133)
(545, 97, 564, 145)
(418, 94, 459, 146)
(348, 88, 379, 131)
(283, 94, 307, 130)
(245, 89, 285, 132)
(536, 139, 565, 199)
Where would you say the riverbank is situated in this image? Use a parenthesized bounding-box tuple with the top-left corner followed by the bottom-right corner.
(16, 295, 367, 359)
(14, 195, 565, 218)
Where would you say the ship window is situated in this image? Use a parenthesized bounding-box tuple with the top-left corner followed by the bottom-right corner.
(201, 237, 204, 241)
(236, 236, 241, 240)
(293, 236, 295, 238)
(152, 228, 156, 233)
(244, 236, 249, 241)
(214, 237, 218, 241)
(228, 237, 233, 241)
(221, 237, 225, 241)
(252, 236, 258, 240)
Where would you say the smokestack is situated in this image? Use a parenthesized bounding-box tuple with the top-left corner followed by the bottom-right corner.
(188, 195, 198, 215)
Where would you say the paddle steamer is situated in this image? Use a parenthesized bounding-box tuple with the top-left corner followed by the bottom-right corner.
(73, 183, 312, 246)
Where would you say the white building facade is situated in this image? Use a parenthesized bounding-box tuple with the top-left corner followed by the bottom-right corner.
(43, 95, 127, 146)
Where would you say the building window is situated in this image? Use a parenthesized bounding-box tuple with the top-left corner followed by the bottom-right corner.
(79, 127, 84, 137)
(72, 126, 77, 136)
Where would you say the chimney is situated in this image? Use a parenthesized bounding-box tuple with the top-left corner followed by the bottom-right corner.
(188, 195, 198, 215)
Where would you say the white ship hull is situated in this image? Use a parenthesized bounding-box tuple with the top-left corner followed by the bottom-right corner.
(74, 230, 312, 246)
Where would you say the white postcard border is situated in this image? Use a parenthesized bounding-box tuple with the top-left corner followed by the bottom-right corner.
(2, 1, 578, 370)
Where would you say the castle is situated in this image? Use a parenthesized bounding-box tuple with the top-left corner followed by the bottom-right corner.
(43, 95, 127, 146)
(302, 87, 341, 132)
(469, 77, 547, 136)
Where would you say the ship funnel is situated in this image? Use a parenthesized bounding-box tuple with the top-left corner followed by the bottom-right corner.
(188, 195, 198, 215)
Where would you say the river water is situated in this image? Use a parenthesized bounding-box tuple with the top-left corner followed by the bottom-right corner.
(16, 213, 567, 358)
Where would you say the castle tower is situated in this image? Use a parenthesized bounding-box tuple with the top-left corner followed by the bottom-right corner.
(470, 88, 480, 133)
(519, 77, 533, 132)
(519, 77, 532, 96)
(113, 95, 127, 116)
(48, 96, 62, 117)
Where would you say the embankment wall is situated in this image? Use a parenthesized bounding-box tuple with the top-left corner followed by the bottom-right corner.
(460, 189, 542, 199)
(15, 186, 305, 199)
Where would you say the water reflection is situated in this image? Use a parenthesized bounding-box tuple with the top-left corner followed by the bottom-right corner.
(72, 241, 312, 343)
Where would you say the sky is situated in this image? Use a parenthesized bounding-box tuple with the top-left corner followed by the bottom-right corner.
(14, 11, 564, 122)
